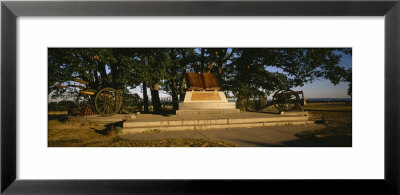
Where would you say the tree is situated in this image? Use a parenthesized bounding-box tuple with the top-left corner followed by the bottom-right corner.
(135, 49, 169, 114)
(48, 48, 142, 110)
(49, 48, 113, 95)
(162, 49, 180, 111)
(159, 48, 198, 111)
(226, 49, 287, 110)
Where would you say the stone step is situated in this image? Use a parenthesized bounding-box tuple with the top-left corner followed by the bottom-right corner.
(280, 111, 308, 116)
(121, 120, 315, 135)
(123, 116, 309, 128)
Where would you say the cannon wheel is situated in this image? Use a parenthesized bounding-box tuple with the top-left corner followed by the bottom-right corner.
(76, 93, 92, 112)
(272, 89, 301, 112)
(94, 87, 123, 116)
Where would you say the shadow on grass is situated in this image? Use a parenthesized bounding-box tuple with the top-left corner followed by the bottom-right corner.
(91, 121, 124, 136)
(48, 114, 69, 122)
(293, 123, 352, 147)
(281, 136, 352, 147)
(48, 139, 83, 147)
(304, 109, 352, 113)
(218, 138, 284, 147)
(221, 136, 351, 147)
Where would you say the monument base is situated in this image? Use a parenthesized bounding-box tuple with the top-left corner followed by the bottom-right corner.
(179, 102, 236, 110)
(176, 109, 240, 115)
(177, 90, 238, 115)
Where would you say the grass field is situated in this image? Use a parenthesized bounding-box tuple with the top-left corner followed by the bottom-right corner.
(254, 102, 352, 146)
(296, 103, 352, 146)
(48, 111, 68, 115)
(303, 103, 352, 112)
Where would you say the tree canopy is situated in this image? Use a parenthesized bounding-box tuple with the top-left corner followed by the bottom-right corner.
(48, 48, 352, 112)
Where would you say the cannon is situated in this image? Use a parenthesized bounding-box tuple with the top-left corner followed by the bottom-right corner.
(57, 78, 123, 116)
(76, 87, 123, 116)
(272, 89, 305, 112)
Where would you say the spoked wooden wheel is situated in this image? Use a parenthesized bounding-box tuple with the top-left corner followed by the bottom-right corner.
(272, 89, 301, 112)
(94, 88, 123, 116)
(76, 93, 92, 112)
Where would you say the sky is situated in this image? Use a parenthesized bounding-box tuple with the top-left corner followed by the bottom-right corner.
(291, 52, 351, 99)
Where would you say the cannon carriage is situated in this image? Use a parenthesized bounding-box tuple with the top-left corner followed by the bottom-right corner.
(57, 78, 123, 116)
(272, 89, 305, 112)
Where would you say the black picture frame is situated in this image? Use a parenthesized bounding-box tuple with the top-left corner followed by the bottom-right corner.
(1, 1, 399, 194)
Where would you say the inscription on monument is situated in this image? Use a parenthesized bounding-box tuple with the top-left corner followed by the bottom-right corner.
(191, 93, 221, 101)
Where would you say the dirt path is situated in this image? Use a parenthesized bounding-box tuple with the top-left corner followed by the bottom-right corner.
(120, 124, 333, 147)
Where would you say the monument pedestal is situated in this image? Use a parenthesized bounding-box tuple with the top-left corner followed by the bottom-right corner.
(176, 91, 239, 115)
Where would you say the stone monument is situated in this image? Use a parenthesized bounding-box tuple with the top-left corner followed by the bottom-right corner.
(176, 72, 239, 115)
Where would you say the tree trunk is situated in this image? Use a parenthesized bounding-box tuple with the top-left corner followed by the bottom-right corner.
(200, 48, 205, 73)
(236, 95, 245, 110)
(179, 78, 186, 101)
(171, 75, 179, 111)
(150, 83, 162, 114)
(143, 81, 149, 113)
(179, 61, 187, 102)
(245, 96, 249, 112)
(259, 96, 267, 107)
(93, 70, 99, 87)
(110, 63, 120, 88)
(254, 96, 259, 111)
(97, 61, 108, 87)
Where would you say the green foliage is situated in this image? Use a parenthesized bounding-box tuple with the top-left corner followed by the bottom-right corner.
(48, 48, 140, 95)
(48, 100, 75, 111)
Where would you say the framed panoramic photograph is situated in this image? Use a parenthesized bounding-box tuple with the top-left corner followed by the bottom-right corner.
(47, 47, 352, 147)
(2, 0, 400, 194)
